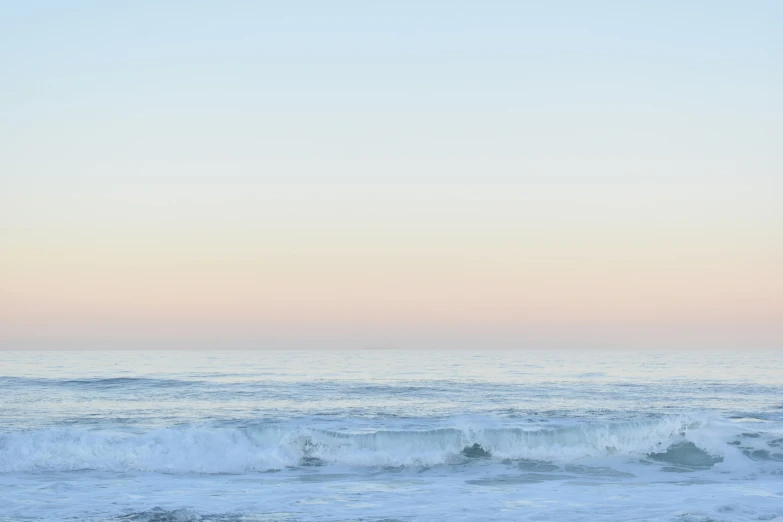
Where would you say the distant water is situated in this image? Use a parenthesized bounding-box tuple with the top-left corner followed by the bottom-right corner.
(1, 349, 782, 522)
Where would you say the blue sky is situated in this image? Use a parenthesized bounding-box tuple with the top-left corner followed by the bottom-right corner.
(3, 1, 781, 185)
(1, 2, 781, 348)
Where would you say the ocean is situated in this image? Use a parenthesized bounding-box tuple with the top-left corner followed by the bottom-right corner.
(1, 349, 782, 521)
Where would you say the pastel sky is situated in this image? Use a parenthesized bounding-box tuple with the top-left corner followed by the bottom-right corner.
(1, 1, 781, 349)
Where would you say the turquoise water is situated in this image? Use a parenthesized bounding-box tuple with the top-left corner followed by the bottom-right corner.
(1, 349, 782, 521)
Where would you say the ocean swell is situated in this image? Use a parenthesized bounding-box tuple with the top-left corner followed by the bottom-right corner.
(0, 415, 755, 474)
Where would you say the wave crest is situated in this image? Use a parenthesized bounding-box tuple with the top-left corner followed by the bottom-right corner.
(0, 416, 743, 473)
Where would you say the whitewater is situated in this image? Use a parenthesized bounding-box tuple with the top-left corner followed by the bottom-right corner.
(1, 350, 782, 521)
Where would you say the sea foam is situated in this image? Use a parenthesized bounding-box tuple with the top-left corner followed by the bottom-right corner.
(0, 415, 766, 474)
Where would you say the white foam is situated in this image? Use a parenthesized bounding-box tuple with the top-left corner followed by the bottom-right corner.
(0, 415, 762, 473)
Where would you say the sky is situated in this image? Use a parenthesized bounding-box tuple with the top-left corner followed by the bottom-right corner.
(1, 1, 781, 349)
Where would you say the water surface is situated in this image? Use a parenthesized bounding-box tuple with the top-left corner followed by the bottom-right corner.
(1, 349, 782, 521)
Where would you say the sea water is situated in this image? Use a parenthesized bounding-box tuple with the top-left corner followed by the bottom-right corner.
(1, 349, 782, 521)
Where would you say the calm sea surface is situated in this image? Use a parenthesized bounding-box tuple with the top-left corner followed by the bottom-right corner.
(1, 349, 782, 521)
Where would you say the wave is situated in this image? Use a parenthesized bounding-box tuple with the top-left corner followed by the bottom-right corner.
(0, 376, 204, 389)
(0, 416, 778, 474)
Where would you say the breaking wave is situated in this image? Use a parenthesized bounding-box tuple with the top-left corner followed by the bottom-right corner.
(1, 415, 774, 474)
